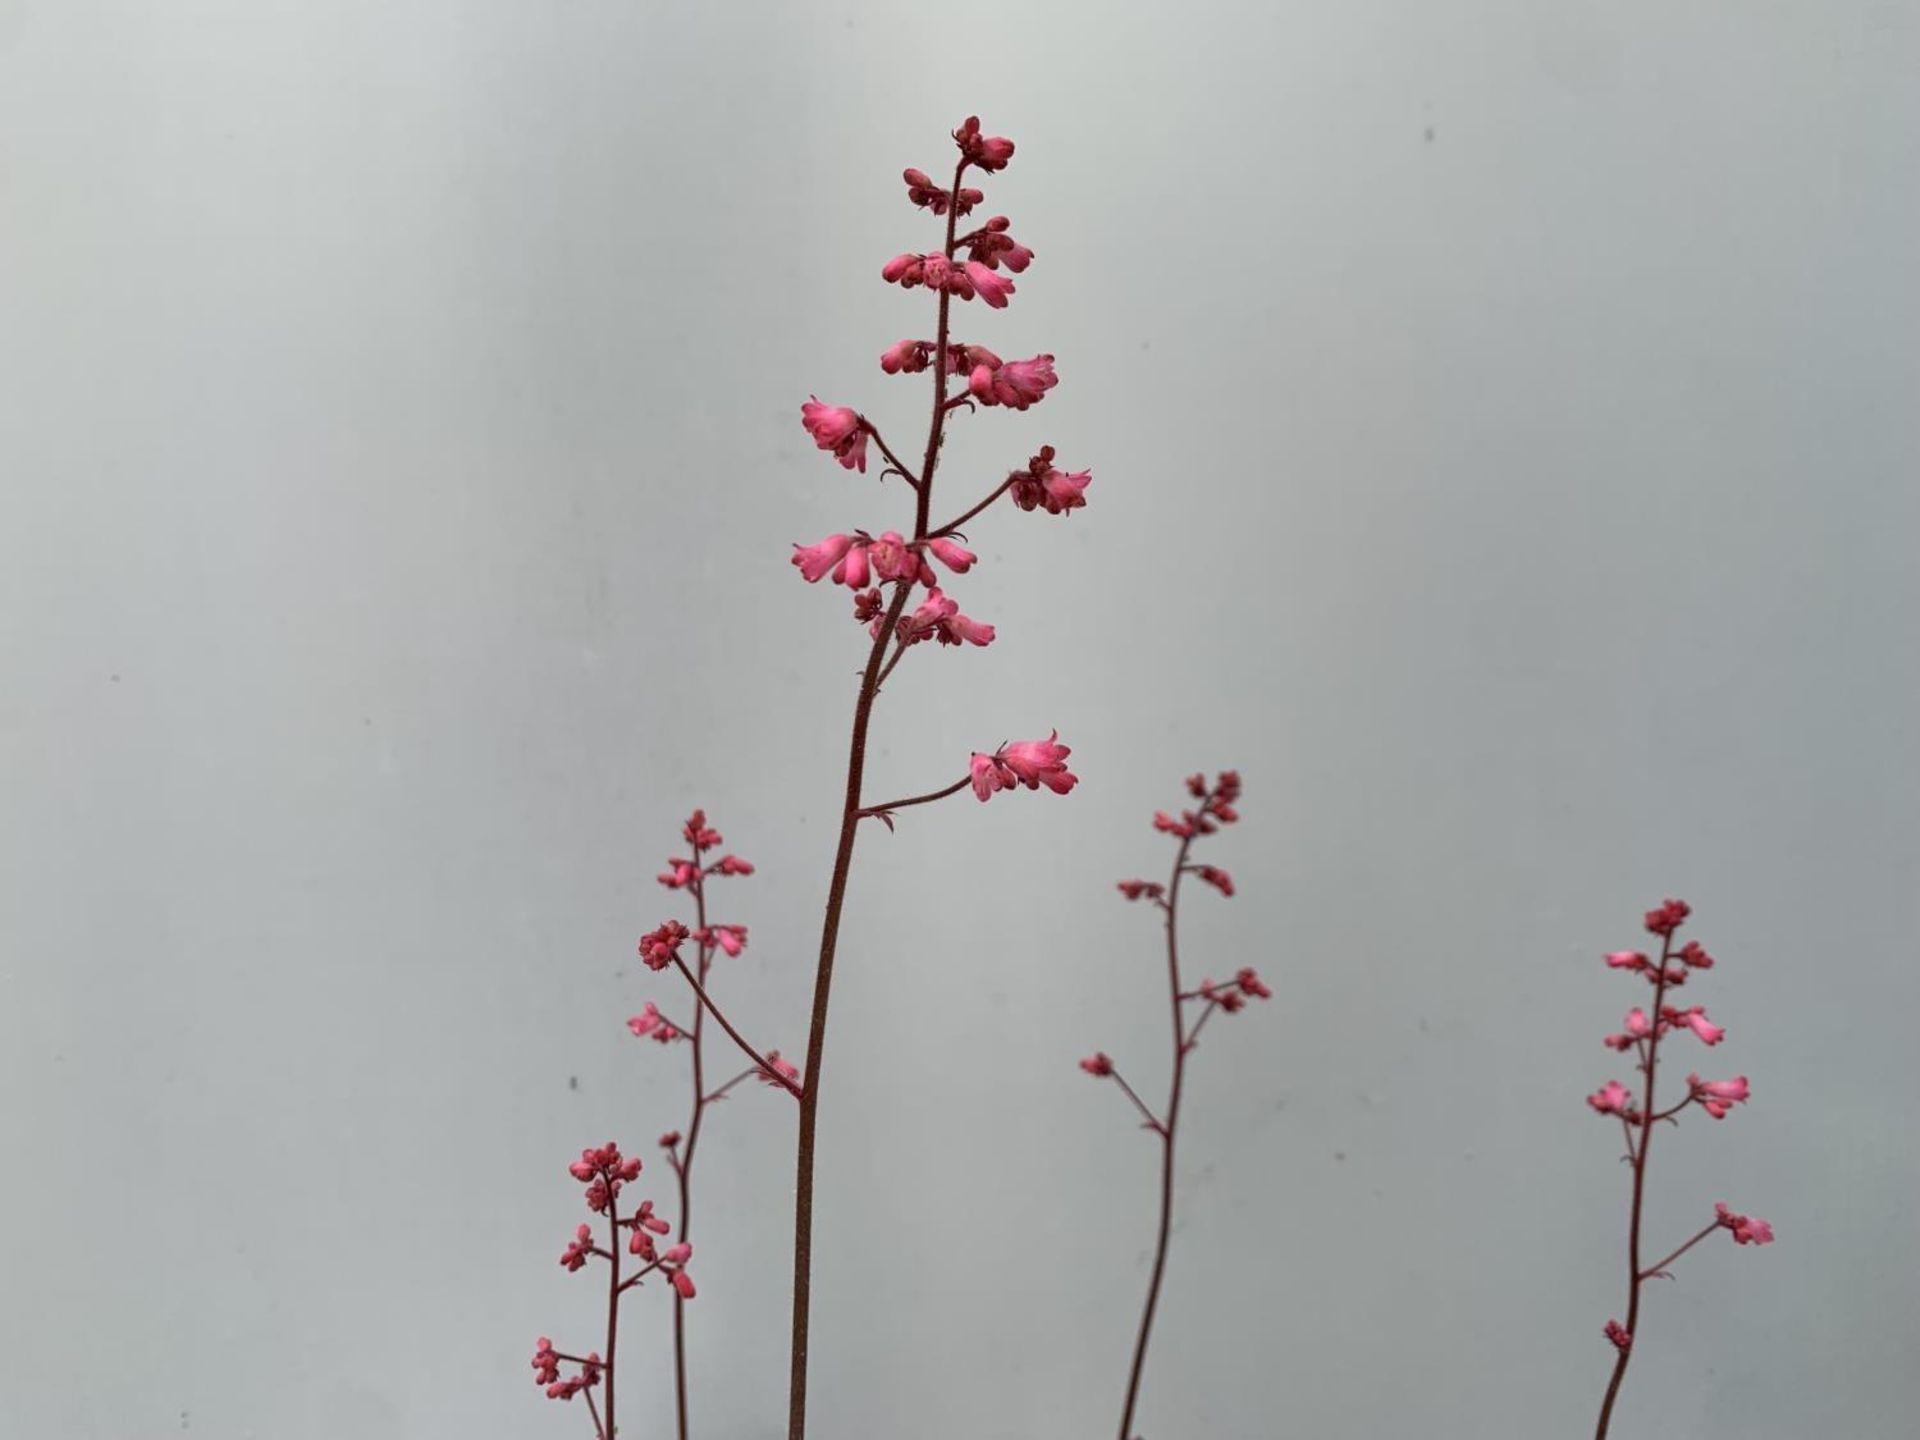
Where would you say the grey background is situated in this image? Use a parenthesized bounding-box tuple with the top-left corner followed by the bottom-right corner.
(3, 2, 1916, 1437)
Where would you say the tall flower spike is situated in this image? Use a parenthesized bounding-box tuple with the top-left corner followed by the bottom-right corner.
(1085, 772, 1268, 1440)
(1589, 903, 1770, 1440)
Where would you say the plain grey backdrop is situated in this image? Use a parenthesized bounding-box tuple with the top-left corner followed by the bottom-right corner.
(3, 2, 1916, 1437)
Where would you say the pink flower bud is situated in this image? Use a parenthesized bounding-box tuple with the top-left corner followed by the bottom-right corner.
(1683, 1008, 1725, 1045)
(1080, 1052, 1114, 1077)
(923, 536, 977, 573)
(1714, 1202, 1774, 1245)
(1587, 1080, 1634, 1117)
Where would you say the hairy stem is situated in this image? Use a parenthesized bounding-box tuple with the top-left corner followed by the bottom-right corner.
(787, 154, 970, 1440)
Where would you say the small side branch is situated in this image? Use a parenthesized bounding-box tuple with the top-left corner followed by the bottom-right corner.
(672, 955, 803, 1098)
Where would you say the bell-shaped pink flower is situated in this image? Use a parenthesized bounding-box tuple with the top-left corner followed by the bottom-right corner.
(801, 397, 869, 472)
(964, 259, 1015, 308)
(1682, 1008, 1725, 1045)
(1714, 1202, 1774, 1246)
(1587, 1080, 1634, 1116)
(791, 533, 855, 584)
(867, 530, 918, 582)
(1689, 1073, 1750, 1118)
(1605, 950, 1651, 971)
(969, 353, 1058, 410)
(881, 338, 931, 374)
(997, 731, 1077, 795)
(1623, 1008, 1652, 1039)
(924, 536, 977, 573)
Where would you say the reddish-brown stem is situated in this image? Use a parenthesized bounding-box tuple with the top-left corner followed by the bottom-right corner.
(704, 1066, 759, 1105)
(873, 613, 914, 692)
(788, 154, 969, 1440)
(585, 1386, 607, 1440)
(930, 476, 1017, 539)
(859, 774, 970, 818)
(1639, 1220, 1719, 1281)
(1593, 934, 1675, 1440)
(1182, 997, 1221, 1052)
(602, 1197, 622, 1440)
(669, 874, 713, 1440)
(671, 953, 801, 1099)
(1107, 1067, 1166, 1135)
(865, 425, 919, 483)
(1117, 828, 1198, 1440)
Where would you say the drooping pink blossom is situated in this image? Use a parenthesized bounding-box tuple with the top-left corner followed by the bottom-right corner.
(633, 1199, 672, 1236)
(1587, 1080, 1634, 1117)
(995, 731, 1078, 795)
(800, 397, 869, 472)
(1681, 1008, 1725, 1045)
(881, 338, 930, 374)
(867, 530, 918, 583)
(695, 923, 747, 957)
(1689, 1073, 1750, 1119)
(560, 1222, 593, 1271)
(970, 750, 1012, 801)
(1009, 445, 1092, 516)
(1080, 1052, 1115, 1077)
(1714, 1202, 1774, 1246)
(965, 260, 1015, 308)
(893, 587, 995, 649)
(969, 353, 1058, 410)
(1195, 865, 1235, 897)
(670, 1269, 697, 1299)
(923, 536, 977, 573)
(791, 533, 855, 584)
(953, 115, 1015, 171)
(628, 1003, 681, 1043)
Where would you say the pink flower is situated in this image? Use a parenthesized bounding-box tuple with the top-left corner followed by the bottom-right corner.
(1605, 950, 1651, 972)
(639, 921, 690, 972)
(1236, 966, 1272, 1000)
(1195, 865, 1235, 897)
(657, 859, 698, 888)
(1587, 1080, 1634, 1117)
(1689, 1073, 1750, 1119)
(970, 750, 1012, 801)
(953, 115, 1015, 171)
(1679, 940, 1714, 969)
(1080, 1052, 1114, 1077)
(835, 541, 871, 590)
(1714, 1202, 1774, 1246)
(800, 397, 869, 472)
(697, 923, 747, 957)
(633, 1199, 672, 1236)
(670, 1269, 697, 1299)
(1643, 898, 1692, 937)
(1682, 1008, 1725, 1045)
(1604, 1320, 1632, 1353)
(791, 533, 855, 584)
(759, 1050, 801, 1089)
(969, 353, 1058, 410)
(1009, 445, 1092, 516)
(895, 587, 995, 649)
(716, 854, 754, 876)
(628, 1003, 680, 1043)
(924, 536, 977, 573)
(965, 259, 1015, 308)
(867, 530, 918, 583)
(658, 1130, 681, 1148)
(560, 1222, 593, 1271)
(881, 338, 930, 374)
(1117, 879, 1166, 902)
(881, 253, 924, 286)
(531, 1337, 561, 1386)
(1153, 811, 1195, 838)
(997, 731, 1078, 795)
(1624, 1008, 1652, 1039)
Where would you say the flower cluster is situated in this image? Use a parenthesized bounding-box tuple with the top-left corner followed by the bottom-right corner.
(969, 732, 1078, 800)
(532, 1142, 692, 1418)
(1083, 771, 1267, 1438)
(791, 114, 1087, 815)
(1588, 902, 1771, 1439)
